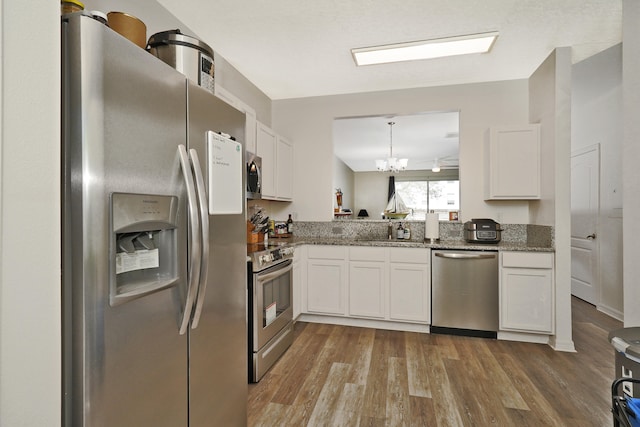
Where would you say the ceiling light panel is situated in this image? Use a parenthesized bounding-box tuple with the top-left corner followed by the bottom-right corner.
(352, 31, 499, 66)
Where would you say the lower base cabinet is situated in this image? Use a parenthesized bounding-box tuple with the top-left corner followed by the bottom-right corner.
(299, 245, 556, 343)
(349, 246, 387, 318)
(500, 251, 554, 334)
(389, 248, 430, 323)
(306, 246, 347, 315)
(389, 263, 430, 322)
(349, 262, 385, 318)
(303, 245, 430, 325)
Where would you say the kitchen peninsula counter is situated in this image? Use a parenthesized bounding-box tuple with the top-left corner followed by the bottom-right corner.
(287, 222, 557, 347)
(285, 220, 555, 252)
(286, 236, 554, 252)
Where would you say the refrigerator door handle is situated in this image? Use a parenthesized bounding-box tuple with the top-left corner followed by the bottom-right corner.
(189, 148, 210, 329)
(178, 144, 201, 335)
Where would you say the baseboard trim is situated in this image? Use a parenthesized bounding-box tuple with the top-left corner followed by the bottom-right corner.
(297, 313, 431, 333)
(597, 303, 624, 322)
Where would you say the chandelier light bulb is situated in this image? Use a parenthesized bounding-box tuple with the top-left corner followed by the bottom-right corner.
(376, 121, 408, 173)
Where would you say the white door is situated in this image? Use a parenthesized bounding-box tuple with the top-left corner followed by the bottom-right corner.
(570, 145, 600, 304)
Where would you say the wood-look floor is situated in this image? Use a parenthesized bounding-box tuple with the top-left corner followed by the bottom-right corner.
(248, 297, 623, 426)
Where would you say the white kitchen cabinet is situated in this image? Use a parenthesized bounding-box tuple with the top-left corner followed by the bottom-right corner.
(305, 246, 347, 315)
(349, 247, 386, 319)
(214, 83, 257, 154)
(500, 251, 554, 334)
(276, 136, 293, 200)
(301, 245, 431, 328)
(388, 248, 431, 323)
(256, 122, 277, 198)
(256, 121, 293, 201)
(485, 124, 541, 200)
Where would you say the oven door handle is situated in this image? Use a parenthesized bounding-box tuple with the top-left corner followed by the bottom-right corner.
(255, 260, 293, 285)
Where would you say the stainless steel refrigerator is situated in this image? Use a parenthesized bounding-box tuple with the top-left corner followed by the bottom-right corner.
(62, 13, 247, 426)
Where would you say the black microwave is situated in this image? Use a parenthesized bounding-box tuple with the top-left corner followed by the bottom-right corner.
(246, 153, 262, 200)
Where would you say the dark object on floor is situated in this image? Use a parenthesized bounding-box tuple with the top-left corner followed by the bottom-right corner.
(612, 378, 640, 427)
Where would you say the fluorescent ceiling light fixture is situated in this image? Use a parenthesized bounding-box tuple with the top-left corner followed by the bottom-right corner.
(352, 31, 499, 66)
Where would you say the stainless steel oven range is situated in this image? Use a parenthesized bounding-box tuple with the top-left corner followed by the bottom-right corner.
(247, 241, 294, 382)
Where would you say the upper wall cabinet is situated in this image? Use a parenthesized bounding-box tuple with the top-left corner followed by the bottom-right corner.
(276, 136, 293, 200)
(257, 123, 277, 198)
(485, 124, 541, 200)
(214, 84, 257, 154)
(256, 121, 293, 201)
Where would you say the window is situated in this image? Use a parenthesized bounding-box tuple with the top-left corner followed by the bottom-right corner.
(395, 179, 460, 220)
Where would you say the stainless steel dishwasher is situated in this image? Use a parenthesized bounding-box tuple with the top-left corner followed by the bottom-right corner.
(431, 249, 499, 338)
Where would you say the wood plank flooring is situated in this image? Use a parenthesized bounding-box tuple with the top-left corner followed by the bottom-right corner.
(248, 297, 623, 426)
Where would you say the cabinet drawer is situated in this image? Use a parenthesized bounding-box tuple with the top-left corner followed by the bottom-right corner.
(389, 248, 429, 264)
(350, 246, 386, 262)
(502, 252, 553, 269)
(307, 245, 347, 260)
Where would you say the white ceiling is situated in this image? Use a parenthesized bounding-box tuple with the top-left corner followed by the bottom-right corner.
(158, 0, 621, 100)
(157, 0, 621, 171)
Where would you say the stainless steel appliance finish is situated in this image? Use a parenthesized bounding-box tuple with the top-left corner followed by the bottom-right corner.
(62, 14, 246, 426)
(147, 29, 215, 94)
(463, 218, 503, 243)
(247, 242, 294, 382)
(246, 153, 262, 199)
(431, 250, 499, 338)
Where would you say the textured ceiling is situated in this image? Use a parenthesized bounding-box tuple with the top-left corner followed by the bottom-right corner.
(156, 0, 621, 171)
(158, 0, 621, 100)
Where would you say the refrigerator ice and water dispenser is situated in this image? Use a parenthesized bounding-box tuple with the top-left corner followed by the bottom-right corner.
(110, 193, 180, 306)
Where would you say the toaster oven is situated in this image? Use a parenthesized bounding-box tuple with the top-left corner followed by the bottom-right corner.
(463, 218, 503, 243)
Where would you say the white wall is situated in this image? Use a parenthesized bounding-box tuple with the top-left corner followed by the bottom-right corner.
(623, 0, 640, 326)
(354, 172, 392, 219)
(0, 1, 61, 426)
(572, 44, 623, 318)
(333, 156, 354, 211)
(272, 80, 531, 223)
(529, 48, 575, 351)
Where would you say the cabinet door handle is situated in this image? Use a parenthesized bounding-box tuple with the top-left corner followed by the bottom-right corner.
(586, 233, 596, 239)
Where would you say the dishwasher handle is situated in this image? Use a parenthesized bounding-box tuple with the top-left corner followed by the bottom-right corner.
(434, 252, 497, 260)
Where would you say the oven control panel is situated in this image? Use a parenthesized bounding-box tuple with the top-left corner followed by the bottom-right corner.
(249, 245, 295, 272)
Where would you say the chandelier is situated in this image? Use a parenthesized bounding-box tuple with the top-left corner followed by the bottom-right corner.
(376, 121, 408, 172)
